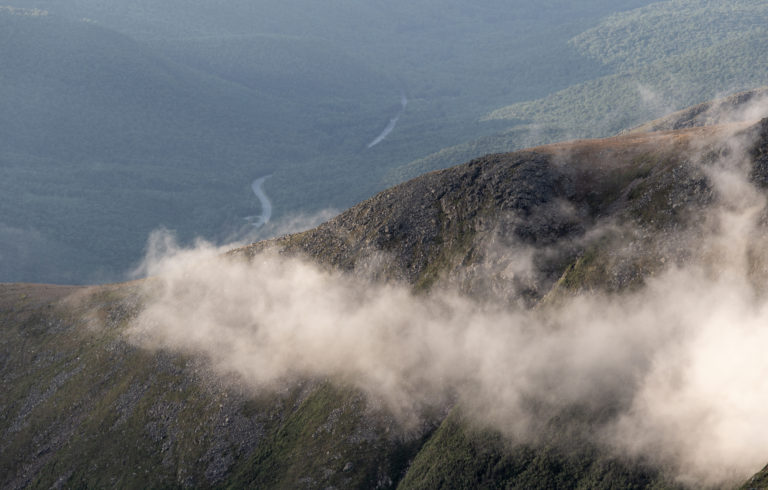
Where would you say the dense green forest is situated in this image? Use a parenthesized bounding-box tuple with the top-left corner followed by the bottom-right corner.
(393, 0, 768, 182)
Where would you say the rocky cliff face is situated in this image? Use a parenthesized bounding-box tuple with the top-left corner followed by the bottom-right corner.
(5, 118, 768, 488)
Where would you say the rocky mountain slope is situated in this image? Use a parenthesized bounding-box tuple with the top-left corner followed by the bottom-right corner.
(5, 113, 768, 487)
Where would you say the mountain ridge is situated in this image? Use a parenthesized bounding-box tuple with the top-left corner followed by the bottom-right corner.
(4, 113, 768, 487)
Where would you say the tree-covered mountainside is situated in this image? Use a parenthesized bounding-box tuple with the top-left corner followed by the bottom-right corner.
(1, 0, 658, 284)
(5, 110, 768, 487)
(4, 0, 768, 289)
(392, 0, 768, 183)
(0, 9, 316, 283)
(569, 0, 768, 71)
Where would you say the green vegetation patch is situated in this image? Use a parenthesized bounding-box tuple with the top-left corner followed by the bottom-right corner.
(399, 409, 678, 489)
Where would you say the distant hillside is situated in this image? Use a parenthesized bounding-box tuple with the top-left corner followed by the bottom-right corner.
(6, 112, 768, 487)
(3, 0, 666, 284)
(0, 8, 324, 283)
(570, 0, 768, 71)
(391, 0, 768, 183)
(6, 0, 768, 293)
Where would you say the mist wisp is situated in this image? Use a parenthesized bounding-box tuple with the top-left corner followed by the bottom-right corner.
(127, 121, 768, 486)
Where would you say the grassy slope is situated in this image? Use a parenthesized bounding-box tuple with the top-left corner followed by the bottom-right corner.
(742, 466, 768, 489)
(5, 120, 768, 487)
(398, 409, 677, 490)
(0, 283, 424, 488)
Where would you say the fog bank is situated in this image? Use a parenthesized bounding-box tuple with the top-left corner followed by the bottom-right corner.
(127, 122, 768, 486)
